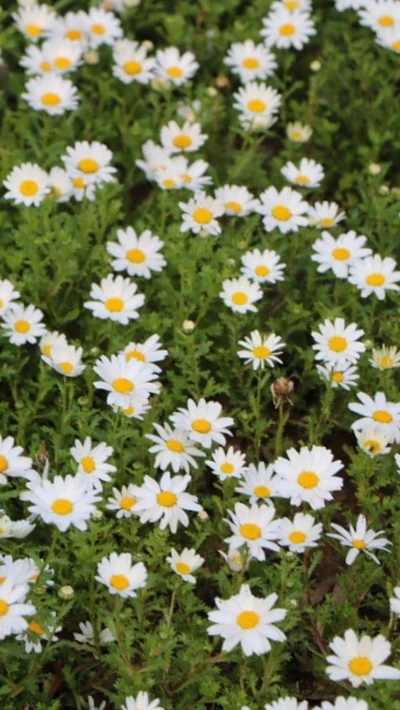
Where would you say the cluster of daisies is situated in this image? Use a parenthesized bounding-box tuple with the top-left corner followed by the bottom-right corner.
(335, 0, 400, 54)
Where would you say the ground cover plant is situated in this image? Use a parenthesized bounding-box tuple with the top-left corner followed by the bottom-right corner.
(1, 0, 400, 708)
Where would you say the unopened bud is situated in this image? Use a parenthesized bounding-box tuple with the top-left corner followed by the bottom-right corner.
(368, 162, 381, 176)
(182, 319, 196, 333)
(58, 585, 74, 600)
(84, 50, 100, 66)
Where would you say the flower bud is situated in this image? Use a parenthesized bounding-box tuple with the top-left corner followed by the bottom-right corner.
(58, 585, 74, 600)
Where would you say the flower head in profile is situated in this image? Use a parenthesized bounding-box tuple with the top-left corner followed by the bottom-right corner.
(328, 514, 390, 565)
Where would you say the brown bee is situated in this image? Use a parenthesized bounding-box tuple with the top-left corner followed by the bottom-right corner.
(271, 377, 294, 408)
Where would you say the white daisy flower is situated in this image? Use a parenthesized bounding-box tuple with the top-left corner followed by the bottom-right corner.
(274, 445, 344, 510)
(22, 75, 79, 115)
(207, 583, 287, 656)
(73, 620, 115, 644)
(17, 613, 60, 654)
(172, 156, 212, 191)
(390, 587, 400, 615)
(61, 141, 116, 186)
(264, 698, 308, 710)
(0, 581, 35, 641)
(155, 46, 199, 85)
(375, 25, 400, 52)
(312, 318, 365, 368)
(359, 0, 400, 33)
(348, 391, 400, 443)
(146, 423, 204, 473)
(276, 512, 322, 553)
(235, 462, 280, 504)
(260, 8, 316, 49)
(0, 556, 38, 587)
(3, 163, 50, 207)
(47, 167, 73, 202)
(70, 176, 96, 202)
(106, 485, 140, 519)
(45, 11, 89, 47)
(370, 345, 400, 370)
(86, 7, 122, 48)
(115, 399, 151, 421)
(316, 364, 359, 390)
(224, 502, 280, 561)
(21, 38, 82, 75)
(21, 474, 101, 532)
(0, 435, 35, 483)
(170, 398, 234, 449)
(281, 158, 324, 188)
(133, 471, 202, 534)
(224, 39, 277, 83)
(70, 437, 116, 490)
(93, 353, 159, 408)
(179, 191, 224, 235)
(160, 120, 207, 153)
(286, 121, 313, 142)
(258, 186, 309, 233)
(233, 82, 282, 120)
(1, 303, 46, 346)
(153, 158, 185, 191)
(135, 140, 171, 181)
(12, 3, 56, 42)
(39, 330, 67, 358)
(84, 274, 145, 324)
(328, 514, 390, 566)
(42, 342, 85, 378)
(121, 334, 168, 370)
(0, 516, 35, 539)
(326, 628, 400, 687)
(308, 201, 346, 229)
(311, 230, 372, 279)
(0, 280, 20, 315)
(239, 112, 277, 132)
(215, 185, 259, 217)
(206, 446, 247, 479)
(220, 276, 263, 314)
(219, 546, 246, 572)
(237, 331, 285, 370)
(112, 39, 156, 85)
(106, 227, 166, 279)
(121, 692, 164, 710)
(166, 548, 204, 583)
(355, 427, 391, 457)
(96, 552, 147, 598)
(348, 254, 400, 300)
(240, 248, 286, 283)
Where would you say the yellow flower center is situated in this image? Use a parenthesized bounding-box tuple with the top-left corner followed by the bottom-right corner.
(90, 23, 105, 34)
(181, 173, 192, 183)
(176, 561, 191, 575)
(120, 496, 136, 510)
(240, 523, 261, 540)
(72, 177, 85, 188)
(379, 356, 393, 368)
(279, 23, 296, 35)
(237, 610, 260, 629)
(166, 439, 185, 453)
(40, 61, 52, 72)
(225, 201, 242, 213)
(378, 14, 394, 25)
(294, 175, 311, 185)
(110, 574, 129, 590)
(366, 273, 385, 287)
(162, 179, 176, 188)
(78, 158, 99, 174)
(231, 291, 248, 305)
(19, 180, 39, 197)
(297, 471, 319, 489)
(126, 248, 145, 263)
(167, 66, 183, 78)
(373, 409, 392, 424)
(349, 657, 373, 676)
(192, 419, 211, 434)
(126, 349, 145, 362)
(220, 462, 234, 474)
(65, 29, 82, 40)
(29, 621, 45, 635)
(242, 57, 260, 69)
(319, 217, 334, 227)
(60, 362, 73, 375)
(112, 378, 134, 394)
(290, 130, 302, 140)
(364, 439, 381, 454)
(332, 247, 350, 261)
(193, 207, 213, 224)
(105, 297, 124, 312)
(254, 265, 270, 277)
(0, 600, 9, 616)
(123, 60, 142, 75)
(81, 456, 95, 473)
(157, 491, 177, 507)
(25, 23, 41, 37)
(391, 40, 400, 51)
(328, 336, 347, 352)
(173, 134, 193, 149)
(252, 345, 271, 359)
(51, 498, 73, 515)
(54, 57, 71, 70)
(331, 371, 344, 383)
(121, 405, 134, 416)
(352, 539, 366, 549)
(272, 205, 292, 221)
(41, 92, 61, 106)
(284, 0, 299, 8)
(247, 98, 266, 113)
(253, 485, 271, 498)
(0, 456, 8, 472)
(289, 530, 307, 544)
(15, 319, 30, 334)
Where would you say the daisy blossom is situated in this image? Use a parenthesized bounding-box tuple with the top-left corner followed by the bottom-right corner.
(179, 191, 224, 235)
(0, 280, 20, 315)
(93, 353, 159, 408)
(224, 502, 280, 560)
(258, 186, 309, 233)
(348, 391, 400, 443)
(348, 254, 400, 299)
(370, 345, 400, 370)
(260, 8, 316, 49)
(106, 485, 140, 518)
(276, 512, 322, 553)
(3, 163, 49, 207)
(274, 445, 344, 509)
(96, 552, 147, 598)
(133, 471, 202, 533)
(146, 423, 205, 473)
(0, 435, 35, 483)
(206, 446, 247, 479)
(0, 581, 35, 641)
(281, 158, 324, 188)
(160, 120, 207, 154)
(21, 474, 101, 532)
(121, 692, 164, 710)
(311, 230, 372, 279)
(22, 75, 79, 115)
(308, 201, 345, 229)
(240, 248, 286, 283)
(233, 82, 281, 120)
(356, 427, 391, 456)
(166, 548, 204, 583)
(84, 274, 145, 324)
(215, 185, 259, 217)
(106, 227, 166, 279)
(170, 398, 234, 448)
(326, 628, 400, 687)
(220, 277, 263, 314)
(224, 39, 277, 82)
(238, 331, 285, 369)
(235, 462, 280, 504)
(70, 437, 116, 490)
(312, 318, 365, 368)
(316, 363, 359, 390)
(1, 304, 46, 346)
(328, 514, 390, 565)
(155, 47, 199, 86)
